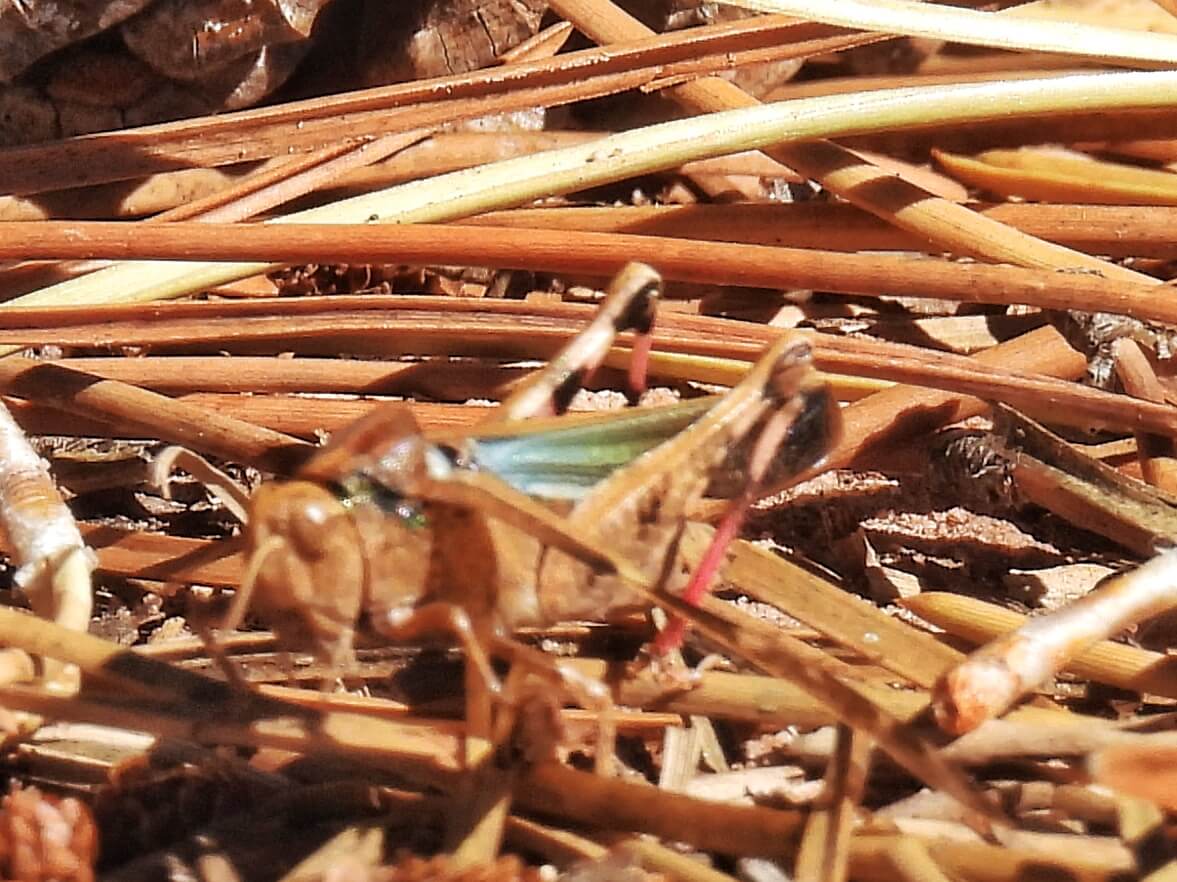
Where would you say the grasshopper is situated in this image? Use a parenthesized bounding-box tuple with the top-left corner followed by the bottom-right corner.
(160, 263, 840, 753)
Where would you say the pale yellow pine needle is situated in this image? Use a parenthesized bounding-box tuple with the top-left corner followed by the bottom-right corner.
(715, 0, 1177, 66)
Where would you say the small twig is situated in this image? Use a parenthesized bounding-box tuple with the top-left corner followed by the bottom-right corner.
(0, 359, 310, 473)
(1113, 338, 1177, 493)
(903, 587, 1177, 709)
(795, 724, 871, 882)
(516, 761, 804, 859)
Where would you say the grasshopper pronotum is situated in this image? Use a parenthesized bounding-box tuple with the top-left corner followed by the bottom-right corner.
(160, 263, 840, 758)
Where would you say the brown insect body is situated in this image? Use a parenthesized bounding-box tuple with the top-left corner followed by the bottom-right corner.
(243, 342, 838, 670)
(235, 265, 841, 680)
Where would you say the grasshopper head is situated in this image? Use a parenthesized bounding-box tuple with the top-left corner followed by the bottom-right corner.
(244, 480, 367, 663)
(244, 478, 436, 665)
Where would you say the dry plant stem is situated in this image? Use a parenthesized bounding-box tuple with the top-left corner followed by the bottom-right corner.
(591, 660, 932, 727)
(903, 592, 1177, 703)
(0, 16, 866, 196)
(661, 594, 1002, 831)
(940, 720, 1160, 766)
(849, 834, 1133, 882)
(5, 395, 490, 443)
(17, 72, 1177, 311)
(13, 220, 1177, 323)
(510, 814, 747, 882)
(1113, 338, 1177, 493)
(42, 354, 884, 401)
(69, 525, 241, 588)
(337, 132, 803, 187)
(932, 550, 1177, 734)
(547, 0, 1161, 287)
(515, 760, 805, 858)
(475, 202, 1177, 260)
(875, 838, 955, 882)
(600, 837, 744, 882)
(0, 359, 310, 474)
(933, 147, 1177, 207)
(0, 402, 92, 635)
(1090, 741, 1177, 811)
(153, 130, 435, 225)
(794, 724, 870, 882)
(682, 527, 964, 688)
(0, 606, 463, 787)
(30, 357, 531, 398)
(149, 143, 372, 223)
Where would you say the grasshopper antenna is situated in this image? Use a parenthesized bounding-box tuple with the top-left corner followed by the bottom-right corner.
(495, 262, 660, 422)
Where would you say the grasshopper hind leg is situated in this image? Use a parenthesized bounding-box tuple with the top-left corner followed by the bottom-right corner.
(495, 262, 660, 423)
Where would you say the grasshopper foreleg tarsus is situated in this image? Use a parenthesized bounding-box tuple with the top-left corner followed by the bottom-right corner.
(496, 262, 661, 422)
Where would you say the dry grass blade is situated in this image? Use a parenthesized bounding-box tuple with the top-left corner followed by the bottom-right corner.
(515, 761, 805, 858)
(682, 527, 964, 688)
(13, 70, 1177, 310)
(794, 724, 871, 882)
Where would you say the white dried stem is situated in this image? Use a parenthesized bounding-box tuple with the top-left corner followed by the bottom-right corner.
(933, 548, 1177, 735)
(0, 402, 93, 637)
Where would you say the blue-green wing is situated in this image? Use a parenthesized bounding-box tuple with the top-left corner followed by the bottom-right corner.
(465, 397, 716, 501)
